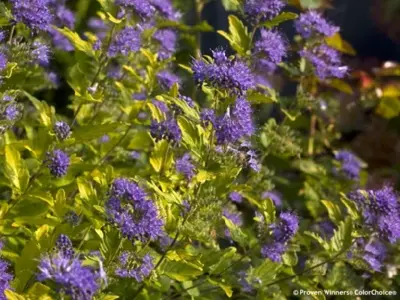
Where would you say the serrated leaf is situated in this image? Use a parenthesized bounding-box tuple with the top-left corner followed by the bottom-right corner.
(223, 216, 248, 247)
(26, 282, 52, 300)
(4, 144, 22, 192)
(24, 92, 54, 127)
(5, 290, 25, 300)
(207, 278, 233, 297)
(330, 218, 353, 252)
(161, 259, 203, 282)
(209, 247, 237, 274)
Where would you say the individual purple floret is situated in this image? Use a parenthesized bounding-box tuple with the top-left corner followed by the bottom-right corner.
(254, 29, 287, 72)
(3, 104, 19, 121)
(335, 150, 362, 180)
(300, 45, 348, 80)
(54, 121, 71, 140)
(363, 240, 387, 272)
(32, 41, 51, 67)
(107, 26, 142, 57)
(46, 149, 70, 177)
(150, 119, 182, 143)
(115, 252, 154, 282)
(115, 0, 155, 20)
(271, 212, 299, 243)
(0, 242, 13, 300)
(157, 70, 181, 90)
(55, 234, 75, 259)
(37, 253, 100, 300)
(262, 190, 282, 207)
(176, 153, 195, 180)
(200, 108, 216, 126)
(229, 192, 243, 203)
(0, 53, 7, 71)
(192, 50, 255, 95)
(106, 178, 164, 242)
(261, 242, 286, 262)
(10, 0, 53, 31)
(244, 0, 285, 23)
(295, 11, 339, 39)
(154, 29, 178, 60)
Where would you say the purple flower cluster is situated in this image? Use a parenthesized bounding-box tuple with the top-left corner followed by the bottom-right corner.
(46, 149, 70, 177)
(213, 97, 254, 144)
(154, 29, 178, 60)
(10, 0, 53, 31)
(3, 104, 19, 121)
(362, 240, 387, 272)
(261, 212, 299, 262)
(108, 26, 142, 57)
(54, 121, 71, 140)
(244, 0, 285, 23)
(37, 253, 100, 300)
(295, 11, 339, 39)
(0, 52, 7, 71)
(300, 45, 348, 80)
(55, 234, 75, 259)
(106, 178, 164, 242)
(192, 50, 255, 95)
(335, 150, 362, 180)
(254, 29, 287, 72)
(176, 153, 195, 180)
(150, 119, 182, 144)
(349, 186, 400, 244)
(229, 192, 243, 203)
(116, 0, 180, 21)
(115, 252, 154, 282)
(157, 70, 181, 90)
(0, 242, 13, 300)
(32, 41, 51, 67)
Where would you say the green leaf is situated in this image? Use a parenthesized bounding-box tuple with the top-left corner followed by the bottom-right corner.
(325, 33, 356, 56)
(15, 238, 42, 292)
(250, 260, 280, 283)
(217, 15, 250, 55)
(4, 144, 22, 192)
(221, 0, 240, 11)
(55, 27, 95, 56)
(376, 97, 400, 119)
(300, 0, 324, 9)
(207, 278, 233, 297)
(330, 217, 353, 252)
(26, 282, 52, 300)
(150, 140, 173, 173)
(73, 123, 121, 142)
(262, 12, 298, 28)
(208, 247, 237, 274)
(321, 200, 342, 223)
(161, 260, 203, 282)
(304, 231, 330, 251)
(293, 159, 326, 176)
(223, 216, 248, 247)
(24, 92, 54, 127)
(4, 290, 25, 300)
(128, 131, 153, 150)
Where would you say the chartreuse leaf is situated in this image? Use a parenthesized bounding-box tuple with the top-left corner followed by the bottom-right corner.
(321, 200, 342, 223)
(150, 140, 173, 173)
(262, 12, 298, 28)
(223, 216, 248, 247)
(376, 97, 400, 119)
(160, 259, 203, 282)
(4, 144, 29, 194)
(128, 131, 153, 150)
(207, 278, 233, 298)
(4, 290, 25, 300)
(218, 15, 250, 55)
(55, 27, 95, 57)
(325, 33, 356, 56)
(250, 260, 280, 283)
(24, 92, 54, 127)
(26, 282, 52, 300)
(221, 0, 240, 11)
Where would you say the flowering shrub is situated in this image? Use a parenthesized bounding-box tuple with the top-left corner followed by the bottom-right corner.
(0, 0, 399, 299)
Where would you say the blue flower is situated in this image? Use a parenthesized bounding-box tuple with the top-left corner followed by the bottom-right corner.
(107, 26, 142, 57)
(335, 150, 362, 180)
(254, 29, 287, 72)
(115, 0, 155, 20)
(46, 149, 70, 177)
(176, 153, 195, 180)
(0, 242, 13, 300)
(150, 118, 182, 144)
(0, 53, 7, 71)
(244, 0, 285, 23)
(115, 252, 154, 282)
(261, 242, 286, 262)
(154, 29, 178, 60)
(157, 70, 181, 90)
(10, 0, 53, 31)
(295, 11, 339, 38)
(54, 121, 71, 141)
(106, 178, 164, 242)
(229, 192, 243, 203)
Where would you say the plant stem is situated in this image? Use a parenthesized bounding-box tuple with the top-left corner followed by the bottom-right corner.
(308, 114, 317, 156)
(8, 26, 15, 44)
